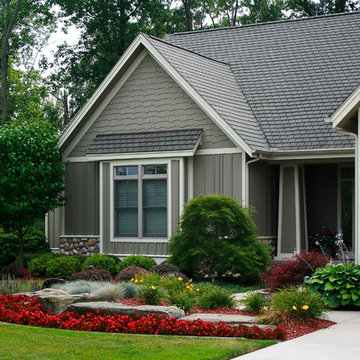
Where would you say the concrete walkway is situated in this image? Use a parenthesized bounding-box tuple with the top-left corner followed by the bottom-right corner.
(233, 310, 360, 359)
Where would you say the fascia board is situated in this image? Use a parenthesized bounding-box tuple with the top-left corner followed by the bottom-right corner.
(58, 33, 145, 149)
(141, 36, 254, 156)
(59, 33, 253, 156)
(326, 85, 360, 130)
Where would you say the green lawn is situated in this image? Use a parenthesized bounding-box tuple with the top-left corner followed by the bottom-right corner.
(0, 322, 276, 360)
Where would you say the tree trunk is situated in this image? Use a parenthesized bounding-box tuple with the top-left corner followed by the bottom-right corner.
(1, 0, 22, 123)
(183, 0, 193, 31)
(18, 226, 24, 270)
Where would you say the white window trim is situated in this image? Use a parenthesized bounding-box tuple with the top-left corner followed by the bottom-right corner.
(109, 158, 173, 243)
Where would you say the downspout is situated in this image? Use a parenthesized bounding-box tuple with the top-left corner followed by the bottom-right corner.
(245, 154, 263, 206)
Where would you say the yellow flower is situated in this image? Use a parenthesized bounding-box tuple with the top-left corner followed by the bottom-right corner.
(186, 285, 190, 289)
(196, 288, 200, 292)
(139, 279, 143, 283)
(302, 305, 309, 310)
(131, 278, 134, 282)
(189, 279, 192, 283)
(151, 286, 156, 290)
(292, 306, 297, 310)
(178, 277, 183, 281)
(134, 279, 138, 283)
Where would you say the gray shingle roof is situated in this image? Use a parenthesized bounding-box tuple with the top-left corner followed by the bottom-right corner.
(87, 129, 203, 154)
(146, 35, 270, 151)
(163, 13, 360, 151)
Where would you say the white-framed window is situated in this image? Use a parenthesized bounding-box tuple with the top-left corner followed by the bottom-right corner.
(110, 159, 172, 241)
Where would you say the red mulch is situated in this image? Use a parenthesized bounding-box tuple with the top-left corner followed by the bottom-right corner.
(283, 318, 336, 340)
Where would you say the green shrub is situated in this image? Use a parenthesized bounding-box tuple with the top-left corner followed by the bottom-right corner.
(138, 285, 166, 305)
(242, 292, 267, 314)
(28, 253, 60, 277)
(119, 255, 156, 271)
(68, 269, 112, 282)
(168, 194, 271, 280)
(116, 266, 149, 282)
(306, 263, 360, 308)
(167, 291, 196, 313)
(45, 257, 81, 279)
(258, 286, 326, 325)
(150, 263, 180, 275)
(0, 228, 50, 268)
(197, 286, 236, 310)
(82, 254, 120, 275)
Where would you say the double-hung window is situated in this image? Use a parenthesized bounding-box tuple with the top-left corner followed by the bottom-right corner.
(114, 165, 167, 238)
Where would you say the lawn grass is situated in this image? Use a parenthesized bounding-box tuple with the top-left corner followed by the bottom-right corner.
(0, 322, 276, 360)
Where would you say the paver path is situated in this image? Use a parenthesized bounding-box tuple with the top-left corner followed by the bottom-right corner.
(232, 310, 360, 360)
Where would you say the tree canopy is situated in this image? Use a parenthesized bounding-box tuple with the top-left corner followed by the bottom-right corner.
(0, 119, 65, 268)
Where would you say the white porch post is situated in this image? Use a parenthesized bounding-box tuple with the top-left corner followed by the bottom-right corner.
(356, 109, 360, 265)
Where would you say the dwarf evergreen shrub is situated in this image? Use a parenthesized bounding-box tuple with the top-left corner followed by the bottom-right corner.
(168, 194, 271, 280)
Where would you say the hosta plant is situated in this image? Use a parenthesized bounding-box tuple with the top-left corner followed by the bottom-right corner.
(305, 263, 360, 308)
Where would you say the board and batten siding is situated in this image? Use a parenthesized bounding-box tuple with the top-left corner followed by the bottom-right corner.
(248, 161, 279, 237)
(192, 153, 243, 200)
(64, 162, 99, 235)
(100, 161, 180, 257)
(47, 207, 62, 249)
(69, 54, 235, 158)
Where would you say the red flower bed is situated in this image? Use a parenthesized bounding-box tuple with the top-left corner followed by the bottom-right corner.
(0, 295, 285, 340)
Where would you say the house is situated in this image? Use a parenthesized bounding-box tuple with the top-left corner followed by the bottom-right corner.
(327, 85, 360, 264)
(47, 12, 360, 263)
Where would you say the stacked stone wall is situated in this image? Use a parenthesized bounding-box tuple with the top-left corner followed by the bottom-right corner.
(59, 236, 100, 256)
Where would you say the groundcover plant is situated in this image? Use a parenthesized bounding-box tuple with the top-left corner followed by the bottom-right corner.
(0, 295, 285, 340)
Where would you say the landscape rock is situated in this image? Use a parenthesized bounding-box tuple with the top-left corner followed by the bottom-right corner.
(20, 289, 97, 314)
(67, 302, 185, 319)
(179, 313, 257, 325)
(42, 278, 66, 289)
(88, 238, 97, 246)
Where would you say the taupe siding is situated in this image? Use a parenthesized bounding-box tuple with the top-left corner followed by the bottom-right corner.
(249, 162, 279, 237)
(280, 167, 297, 253)
(70, 54, 235, 157)
(47, 207, 62, 249)
(305, 164, 338, 235)
(193, 153, 243, 200)
(65, 162, 99, 235)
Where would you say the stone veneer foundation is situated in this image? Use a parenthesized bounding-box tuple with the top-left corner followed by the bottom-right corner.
(59, 236, 100, 257)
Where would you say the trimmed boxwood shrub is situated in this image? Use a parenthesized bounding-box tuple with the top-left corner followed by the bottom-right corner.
(306, 263, 360, 308)
(68, 269, 112, 282)
(119, 255, 156, 271)
(116, 266, 149, 282)
(45, 257, 81, 279)
(263, 249, 330, 291)
(28, 253, 60, 277)
(82, 254, 120, 275)
(168, 194, 271, 280)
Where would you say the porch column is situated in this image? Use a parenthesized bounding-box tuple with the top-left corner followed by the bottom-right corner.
(356, 109, 360, 264)
(277, 165, 307, 259)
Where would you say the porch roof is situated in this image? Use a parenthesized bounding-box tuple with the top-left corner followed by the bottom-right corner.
(87, 129, 203, 154)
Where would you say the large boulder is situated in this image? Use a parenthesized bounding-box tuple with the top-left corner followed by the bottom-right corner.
(68, 302, 185, 319)
(20, 289, 96, 314)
